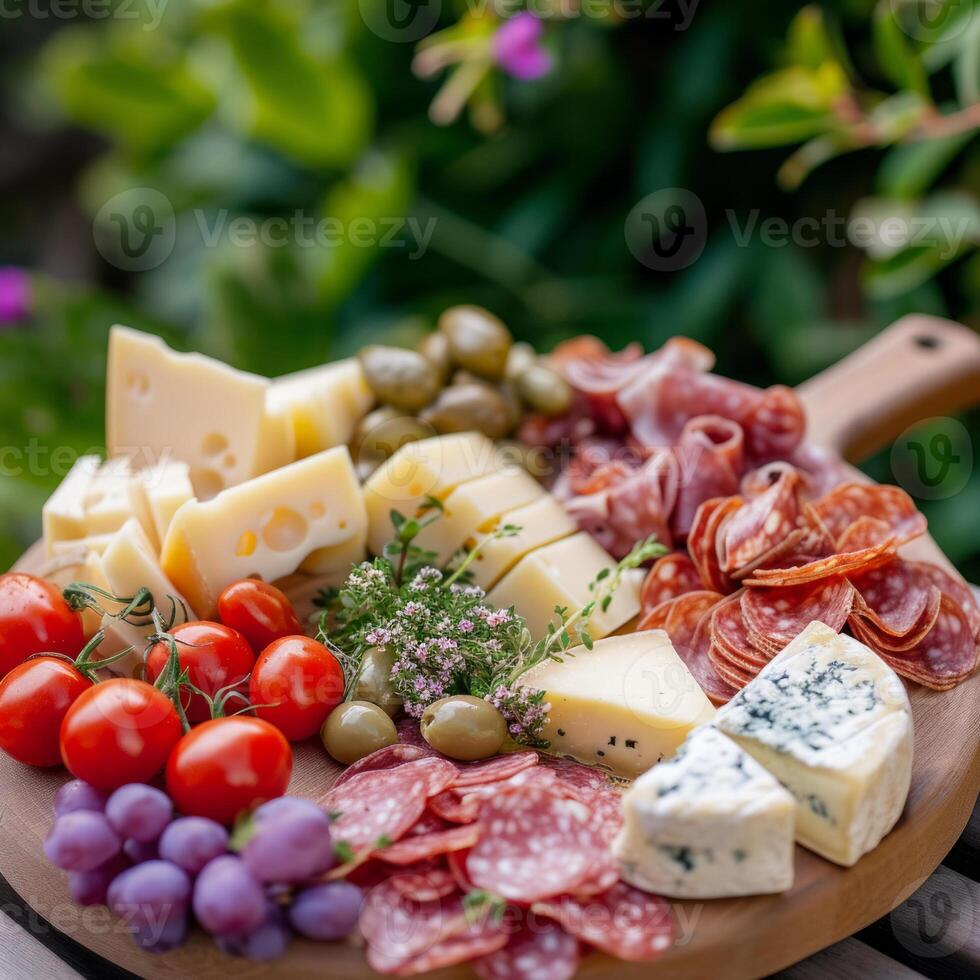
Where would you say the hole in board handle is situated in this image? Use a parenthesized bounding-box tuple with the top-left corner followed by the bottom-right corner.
(913, 334, 942, 350)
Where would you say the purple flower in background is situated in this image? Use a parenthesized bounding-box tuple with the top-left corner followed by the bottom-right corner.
(0, 267, 32, 325)
(492, 13, 553, 82)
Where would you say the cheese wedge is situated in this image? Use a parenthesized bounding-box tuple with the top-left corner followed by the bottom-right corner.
(615, 726, 795, 898)
(269, 359, 374, 459)
(106, 326, 294, 498)
(715, 621, 913, 867)
(42, 455, 101, 554)
(517, 630, 716, 778)
(162, 446, 366, 617)
(364, 433, 504, 556)
(82, 458, 158, 550)
(139, 460, 195, 545)
(487, 532, 641, 641)
(412, 468, 545, 567)
(467, 495, 578, 590)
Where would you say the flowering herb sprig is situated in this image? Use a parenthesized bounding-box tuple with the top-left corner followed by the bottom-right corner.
(319, 505, 664, 747)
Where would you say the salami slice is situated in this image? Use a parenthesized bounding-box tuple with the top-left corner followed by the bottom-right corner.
(677, 612, 737, 705)
(744, 384, 806, 460)
(333, 745, 437, 788)
(324, 758, 457, 853)
(474, 923, 581, 980)
(532, 882, 674, 962)
(807, 483, 926, 547)
(671, 419, 741, 537)
(687, 496, 741, 594)
(640, 553, 704, 613)
(742, 537, 896, 587)
(906, 561, 980, 636)
(390, 920, 508, 976)
(466, 788, 603, 903)
(428, 790, 480, 825)
(710, 594, 769, 669)
(848, 594, 941, 653)
(719, 468, 800, 574)
(708, 645, 756, 691)
(874, 595, 980, 690)
(461, 766, 560, 801)
(378, 824, 481, 866)
(395, 718, 436, 752)
(741, 577, 853, 645)
(537, 755, 620, 801)
(835, 515, 895, 552)
(390, 862, 460, 902)
(452, 752, 539, 789)
(446, 849, 474, 891)
(849, 559, 933, 637)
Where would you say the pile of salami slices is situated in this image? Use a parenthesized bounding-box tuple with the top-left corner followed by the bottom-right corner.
(638, 469, 980, 702)
(320, 735, 673, 978)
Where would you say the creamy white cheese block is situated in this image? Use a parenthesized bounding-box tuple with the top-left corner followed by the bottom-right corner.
(161, 446, 366, 617)
(487, 532, 641, 641)
(467, 495, 578, 590)
(364, 433, 504, 556)
(139, 460, 195, 546)
(106, 326, 294, 498)
(412, 467, 545, 567)
(517, 630, 716, 778)
(269, 359, 374, 459)
(715, 621, 913, 867)
(615, 726, 795, 898)
(42, 455, 101, 554)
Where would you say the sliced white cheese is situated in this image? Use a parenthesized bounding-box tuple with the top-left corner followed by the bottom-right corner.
(412, 468, 545, 567)
(139, 460, 195, 545)
(615, 726, 795, 898)
(487, 532, 641, 641)
(467, 494, 578, 590)
(517, 630, 716, 778)
(106, 326, 294, 498)
(81, 458, 158, 550)
(269, 359, 374, 459)
(715, 620, 913, 867)
(161, 446, 366, 617)
(364, 433, 504, 556)
(42, 455, 102, 555)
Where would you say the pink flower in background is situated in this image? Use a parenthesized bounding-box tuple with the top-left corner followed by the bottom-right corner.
(0, 267, 31, 324)
(492, 13, 553, 82)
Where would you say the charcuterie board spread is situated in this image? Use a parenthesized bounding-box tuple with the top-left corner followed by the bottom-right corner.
(1, 311, 979, 980)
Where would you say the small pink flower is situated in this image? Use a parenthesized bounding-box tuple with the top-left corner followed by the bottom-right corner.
(0, 267, 32, 325)
(492, 13, 553, 82)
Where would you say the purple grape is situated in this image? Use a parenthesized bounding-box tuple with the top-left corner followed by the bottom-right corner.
(53, 781, 106, 817)
(193, 856, 265, 938)
(45, 812, 120, 872)
(288, 882, 363, 942)
(158, 817, 228, 875)
(108, 860, 191, 928)
(132, 911, 188, 954)
(105, 785, 172, 843)
(252, 797, 324, 822)
(123, 837, 160, 864)
(67, 855, 129, 907)
(216, 905, 291, 961)
(241, 798, 334, 884)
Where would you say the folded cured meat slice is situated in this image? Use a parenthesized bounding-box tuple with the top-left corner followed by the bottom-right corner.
(687, 496, 742, 594)
(742, 537, 897, 587)
(671, 417, 741, 537)
(741, 577, 853, 647)
(807, 483, 927, 547)
(719, 468, 800, 574)
(640, 552, 704, 613)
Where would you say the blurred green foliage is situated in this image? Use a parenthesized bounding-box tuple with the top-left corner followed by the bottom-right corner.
(0, 0, 977, 577)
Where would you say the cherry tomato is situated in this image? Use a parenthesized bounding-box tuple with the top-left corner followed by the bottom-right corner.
(60, 679, 182, 790)
(249, 636, 344, 741)
(165, 716, 292, 825)
(146, 622, 255, 724)
(217, 580, 303, 652)
(0, 573, 84, 679)
(0, 657, 92, 767)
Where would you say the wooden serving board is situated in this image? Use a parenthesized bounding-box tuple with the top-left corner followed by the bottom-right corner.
(2, 315, 980, 979)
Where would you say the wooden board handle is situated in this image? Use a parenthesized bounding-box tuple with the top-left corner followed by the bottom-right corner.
(797, 315, 980, 462)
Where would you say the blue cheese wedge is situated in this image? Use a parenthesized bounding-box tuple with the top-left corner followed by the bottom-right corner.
(715, 621, 913, 867)
(517, 630, 716, 778)
(614, 726, 795, 898)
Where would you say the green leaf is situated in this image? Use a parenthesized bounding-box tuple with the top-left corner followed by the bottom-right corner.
(209, 4, 371, 168)
(876, 129, 973, 198)
(784, 6, 841, 70)
(40, 26, 214, 156)
(873, 2, 930, 97)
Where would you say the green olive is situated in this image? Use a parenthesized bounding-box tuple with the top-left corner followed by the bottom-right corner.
(354, 407, 432, 461)
(505, 341, 538, 381)
(498, 380, 524, 433)
(420, 384, 511, 440)
(418, 331, 452, 385)
(353, 646, 403, 717)
(438, 306, 513, 381)
(515, 364, 573, 417)
(358, 345, 440, 412)
(321, 701, 398, 765)
(420, 695, 507, 761)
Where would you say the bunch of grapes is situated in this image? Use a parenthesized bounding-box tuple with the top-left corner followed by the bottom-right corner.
(44, 782, 363, 960)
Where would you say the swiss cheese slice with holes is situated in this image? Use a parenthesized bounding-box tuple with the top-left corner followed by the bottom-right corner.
(106, 326, 294, 498)
(363, 433, 505, 556)
(161, 446, 366, 617)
